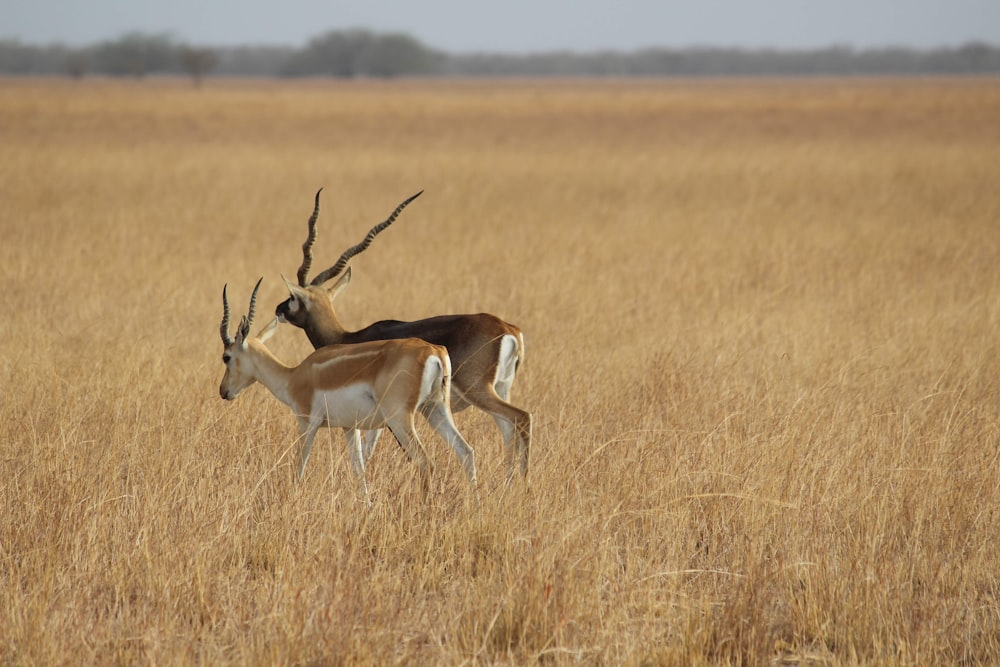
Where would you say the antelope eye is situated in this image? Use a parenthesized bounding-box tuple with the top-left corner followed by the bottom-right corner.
(222, 354, 231, 364)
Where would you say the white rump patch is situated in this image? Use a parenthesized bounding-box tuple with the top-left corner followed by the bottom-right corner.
(494, 334, 520, 399)
(420, 355, 445, 406)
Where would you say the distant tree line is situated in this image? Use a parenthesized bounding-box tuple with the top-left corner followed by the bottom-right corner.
(2, 30, 999, 81)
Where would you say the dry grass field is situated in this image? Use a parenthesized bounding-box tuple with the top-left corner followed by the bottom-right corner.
(2, 76, 1000, 665)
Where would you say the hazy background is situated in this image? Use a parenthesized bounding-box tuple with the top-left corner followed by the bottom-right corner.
(4, 0, 1000, 52)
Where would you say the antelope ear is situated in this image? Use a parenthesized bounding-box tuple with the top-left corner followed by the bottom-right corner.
(328, 265, 352, 300)
(280, 274, 311, 316)
(281, 273, 308, 298)
(257, 317, 279, 344)
(236, 316, 252, 347)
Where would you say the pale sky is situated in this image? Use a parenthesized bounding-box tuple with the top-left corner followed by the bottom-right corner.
(3, 0, 999, 52)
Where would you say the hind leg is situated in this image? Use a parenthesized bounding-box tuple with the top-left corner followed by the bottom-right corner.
(491, 413, 517, 476)
(473, 384, 531, 483)
(490, 375, 520, 479)
(385, 414, 434, 493)
(421, 401, 477, 485)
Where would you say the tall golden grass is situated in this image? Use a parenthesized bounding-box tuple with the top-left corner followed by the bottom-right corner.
(2, 76, 1000, 665)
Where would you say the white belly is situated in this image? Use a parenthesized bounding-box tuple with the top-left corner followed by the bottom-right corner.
(310, 385, 382, 429)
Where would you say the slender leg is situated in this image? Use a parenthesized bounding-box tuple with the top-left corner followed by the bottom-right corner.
(492, 332, 527, 480)
(386, 414, 434, 493)
(463, 383, 531, 482)
(515, 414, 532, 479)
(360, 428, 382, 465)
(296, 416, 322, 480)
(492, 375, 517, 479)
(344, 428, 371, 505)
(422, 402, 477, 485)
(492, 414, 518, 482)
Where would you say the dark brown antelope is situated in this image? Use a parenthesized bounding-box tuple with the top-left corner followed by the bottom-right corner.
(275, 190, 531, 481)
(219, 278, 478, 500)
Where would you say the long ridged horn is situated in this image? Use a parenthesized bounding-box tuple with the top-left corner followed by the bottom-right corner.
(220, 284, 234, 346)
(237, 277, 264, 341)
(309, 190, 423, 287)
(296, 188, 323, 287)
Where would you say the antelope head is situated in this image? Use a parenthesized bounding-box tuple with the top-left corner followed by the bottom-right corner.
(219, 277, 278, 400)
(275, 188, 423, 333)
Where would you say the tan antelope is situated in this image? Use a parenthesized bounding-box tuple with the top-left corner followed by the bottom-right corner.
(218, 278, 478, 497)
(275, 190, 532, 481)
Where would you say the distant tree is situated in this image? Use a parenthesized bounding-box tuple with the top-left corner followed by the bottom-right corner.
(180, 46, 217, 86)
(91, 32, 178, 77)
(356, 33, 434, 77)
(283, 29, 372, 76)
(283, 28, 435, 78)
(956, 42, 997, 72)
(0, 39, 77, 75)
(1, 31, 999, 78)
(0, 39, 34, 74)
(66, 49, 89, 79)
(212, 45, 295, 77)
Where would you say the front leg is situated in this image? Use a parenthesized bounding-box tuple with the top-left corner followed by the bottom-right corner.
(360, 428, 383, 465)
(345, 428, 371, 505)
(296, 416, 322, 480)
